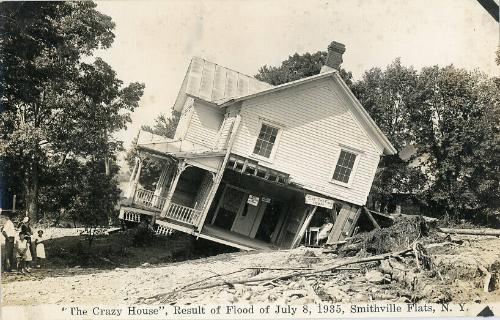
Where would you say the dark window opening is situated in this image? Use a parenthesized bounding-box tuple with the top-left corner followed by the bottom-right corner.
(332, 150, 357, 184)
(253, 123, 279, 158)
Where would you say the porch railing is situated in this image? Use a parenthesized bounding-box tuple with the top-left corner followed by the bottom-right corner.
(134, 188, 167, 211)
(162, 202, 202, 226)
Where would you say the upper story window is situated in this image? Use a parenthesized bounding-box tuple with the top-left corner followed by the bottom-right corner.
(332, 149, 358, 184)
(252, 122, 280, 160)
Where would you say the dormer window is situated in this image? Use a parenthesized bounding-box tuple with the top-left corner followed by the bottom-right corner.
(252, 121, 282, 161)
(331, 149, 359, 186)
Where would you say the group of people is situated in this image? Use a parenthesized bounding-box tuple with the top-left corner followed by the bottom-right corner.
(2, 213, 46, 274)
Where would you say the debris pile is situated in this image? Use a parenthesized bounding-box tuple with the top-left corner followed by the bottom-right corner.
(136, 214, 500, 305)
(339, 215, 430, 256)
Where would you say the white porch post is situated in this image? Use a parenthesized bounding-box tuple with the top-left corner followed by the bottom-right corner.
(153, 161, 172, 207)
(125, 158, 138, 199)
(124, 157, 143, 205)
(160, 160, 187, 218)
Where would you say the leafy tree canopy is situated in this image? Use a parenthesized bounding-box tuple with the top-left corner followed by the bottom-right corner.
(0, 1, 144, 224)
(255, 51, 353, 87)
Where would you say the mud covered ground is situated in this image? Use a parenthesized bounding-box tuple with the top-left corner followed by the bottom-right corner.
(2, 228, 500, 306)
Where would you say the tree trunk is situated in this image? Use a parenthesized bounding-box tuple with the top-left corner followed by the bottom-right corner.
(27, 162, 40, 222)
(104, 128, 110, 176)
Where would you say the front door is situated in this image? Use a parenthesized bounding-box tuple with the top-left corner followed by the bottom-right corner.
(231, 194, 267, 238)
(212, 186, 246, 230)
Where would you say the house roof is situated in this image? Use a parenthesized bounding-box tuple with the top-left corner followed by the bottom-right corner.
(173, 57, 397, 156)
(173, 57, 272, 112)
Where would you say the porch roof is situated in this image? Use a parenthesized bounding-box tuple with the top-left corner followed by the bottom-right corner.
(136, 130, 225, 159)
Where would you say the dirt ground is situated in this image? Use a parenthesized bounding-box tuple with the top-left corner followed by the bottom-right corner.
(2, 228, 500, 306)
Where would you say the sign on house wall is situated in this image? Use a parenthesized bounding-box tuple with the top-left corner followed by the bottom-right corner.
(305, 194, 334, 209)
(247, 195, 260, 206)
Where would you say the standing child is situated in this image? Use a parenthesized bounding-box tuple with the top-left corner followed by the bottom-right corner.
(35, 230, 46, 268)
(15, 232, 30, 274)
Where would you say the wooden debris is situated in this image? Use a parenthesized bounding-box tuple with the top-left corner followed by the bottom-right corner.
(327, 204, 361, 244)
(176, 247, 414, 294)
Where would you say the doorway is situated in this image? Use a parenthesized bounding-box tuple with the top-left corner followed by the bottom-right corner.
(211, 185, 269, 238)
(231, 194, 267, 237)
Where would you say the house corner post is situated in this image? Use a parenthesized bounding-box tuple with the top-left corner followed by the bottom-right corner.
(195, 115, 242, 232)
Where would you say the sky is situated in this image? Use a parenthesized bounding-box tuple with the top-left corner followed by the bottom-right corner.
(94, 0, 499, 151)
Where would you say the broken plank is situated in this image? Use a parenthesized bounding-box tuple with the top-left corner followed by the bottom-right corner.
(291, 206, 318, 249)
(368, 209, 395, 220)
(327, 204, 360, 244)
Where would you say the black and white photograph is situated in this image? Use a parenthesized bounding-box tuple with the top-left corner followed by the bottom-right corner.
(0, 1, 499, 319)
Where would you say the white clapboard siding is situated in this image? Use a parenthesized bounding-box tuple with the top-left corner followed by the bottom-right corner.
(215, 115, 236, 150)
(231, 77, 382, 206)
(184, 100, 224, 148)
(174, 98, 194, 140)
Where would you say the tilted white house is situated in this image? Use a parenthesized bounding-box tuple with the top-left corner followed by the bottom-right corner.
(120, 41, 396, 250)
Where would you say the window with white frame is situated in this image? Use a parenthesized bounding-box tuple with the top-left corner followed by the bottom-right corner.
(332, 149, 358, 184)
(252, 123, 280, 159)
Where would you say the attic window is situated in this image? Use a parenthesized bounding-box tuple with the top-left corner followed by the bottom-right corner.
(252, 123, 280, 159)
(332, 149, 358, 185)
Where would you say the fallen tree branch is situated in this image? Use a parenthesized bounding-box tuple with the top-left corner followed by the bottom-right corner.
(137, 268, 248, 303)
(181, 248, 413, 293)
(438, 228, 500, 236)
(246, 266, 313, 271)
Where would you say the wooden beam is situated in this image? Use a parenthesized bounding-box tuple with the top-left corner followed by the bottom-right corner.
(368, 209, 395, 220)
(438, 228, 500, 236)
(196, 116, 242, 231)
(290, 206, 318, 249)
(363, 206, 381, 229)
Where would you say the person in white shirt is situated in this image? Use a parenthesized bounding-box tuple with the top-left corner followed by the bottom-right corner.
(317, 217, 334, 244)
(2, 212, 16, 272)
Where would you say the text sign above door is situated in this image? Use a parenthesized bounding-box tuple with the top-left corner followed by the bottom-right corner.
(305, 194, 334, 209)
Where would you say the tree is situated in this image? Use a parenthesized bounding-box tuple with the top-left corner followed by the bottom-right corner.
(255, 51, 353, 87)
(141, 110, 180, 138)
(0, 2, 144, 222)
(352, 59, 426, 206)
(412, 66, 499, 218)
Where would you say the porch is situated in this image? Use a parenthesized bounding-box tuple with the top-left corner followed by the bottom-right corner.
(119, 153, 295, 250)
(121, 187, 203, 226)
(119, 204, 277, 251)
